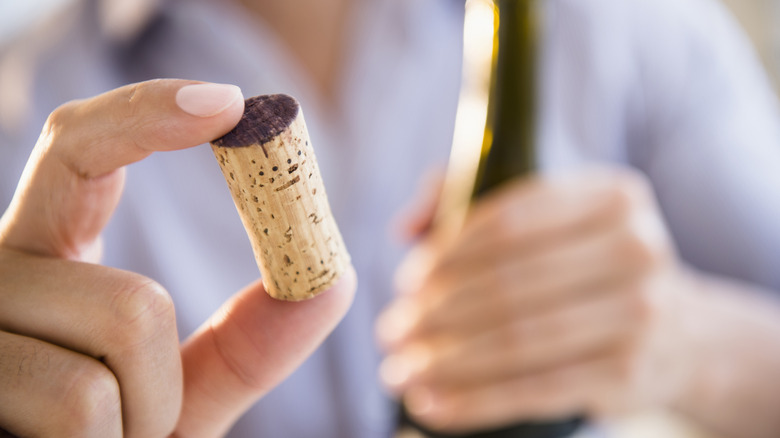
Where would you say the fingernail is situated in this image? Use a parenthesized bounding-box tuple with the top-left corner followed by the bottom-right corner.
(379, 344, 431, 390)
(176, 83, 243, 117)
(376, 301, 419, 347)
(395, 245, 436, 296)
(380, 354, 414, 390)
(406, 387, 450, 428)
(405, 386, 437, 416)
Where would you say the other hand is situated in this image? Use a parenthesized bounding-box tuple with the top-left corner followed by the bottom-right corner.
(377, 168, 694, 434)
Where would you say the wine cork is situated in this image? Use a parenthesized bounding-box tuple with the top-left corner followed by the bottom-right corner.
(210, 94, 351, 301)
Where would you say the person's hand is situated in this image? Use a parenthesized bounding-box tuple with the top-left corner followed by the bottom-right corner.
(377, 167, 695, 434)
(0, 79, 356, 438)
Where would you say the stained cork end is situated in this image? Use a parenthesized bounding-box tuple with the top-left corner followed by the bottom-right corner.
(212, 94, 300, 148)
(210, 95, 351, 301)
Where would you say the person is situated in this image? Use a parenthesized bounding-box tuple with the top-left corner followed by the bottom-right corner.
(1, 0, 780, 437)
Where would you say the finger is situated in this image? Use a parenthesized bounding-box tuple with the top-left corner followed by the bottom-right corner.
(393, 168, 641, 298)
(379, 218, 658, 347)
(175, 267, 357, 438)
(391, 169, 445, 242)
(383, 286, 646, 392)
(0, 249, 182, 438)
(0, 79, 244, 260)
(404, 354, 616, 434)
(0, 330, 122, 438)
(455, 168, 655, 261)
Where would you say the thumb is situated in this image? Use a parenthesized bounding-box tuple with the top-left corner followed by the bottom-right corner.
(175, 267, 357, 438)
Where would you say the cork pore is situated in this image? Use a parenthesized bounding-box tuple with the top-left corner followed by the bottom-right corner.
(211, 97, 350, 301)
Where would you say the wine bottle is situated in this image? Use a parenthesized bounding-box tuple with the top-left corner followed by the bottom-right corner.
(473, 0, 537, 196)
(395, 0, 583, 437)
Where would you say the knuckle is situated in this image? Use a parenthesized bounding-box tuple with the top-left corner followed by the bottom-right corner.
(618, 226, 663, 272)
(111, 276, 176, 348)
(41, 101, 83, 157)
(120, 80, 161, 119)
(613, 168, 652, 198)
(627, 282, 654, 320)
(604, 186, 633, 221)
(44, 101, 78, 137)
(60, 362, 121, 434)
(117, 82, 152, 141)
(602, 170, 651, 221)
(122, 83, 144, 119)
(487, 203, 521, 241)
(115, 80, 167, 146)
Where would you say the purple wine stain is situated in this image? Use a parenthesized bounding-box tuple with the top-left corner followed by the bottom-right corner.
(211, 94, 300, 157)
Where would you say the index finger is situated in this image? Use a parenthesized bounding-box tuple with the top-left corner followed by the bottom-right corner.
(49, 79, 244, 178)
(0, 79, 244, 259)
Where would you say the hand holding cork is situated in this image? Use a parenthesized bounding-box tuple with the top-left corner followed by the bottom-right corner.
(210, 94, 351, 301)
(0, 79, 354, 437)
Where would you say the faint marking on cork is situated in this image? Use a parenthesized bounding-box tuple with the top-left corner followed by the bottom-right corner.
(275, 175, 301, 191)
(307, 271, 338, 293)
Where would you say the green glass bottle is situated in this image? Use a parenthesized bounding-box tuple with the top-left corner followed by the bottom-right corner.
(474, 0, 537, 195)
(396, 1, 583, 437)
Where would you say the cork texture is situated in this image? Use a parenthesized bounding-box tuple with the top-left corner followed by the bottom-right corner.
(211, 95, 351, 301)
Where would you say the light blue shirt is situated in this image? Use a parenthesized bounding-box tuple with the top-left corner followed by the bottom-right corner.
(1, 0, 779, 436)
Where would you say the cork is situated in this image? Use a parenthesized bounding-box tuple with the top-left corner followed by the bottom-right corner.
(210, 94, 351, 301)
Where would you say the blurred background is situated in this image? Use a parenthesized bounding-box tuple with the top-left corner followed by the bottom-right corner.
(0, 0, 69, 43)
(2, 0, 780, 93)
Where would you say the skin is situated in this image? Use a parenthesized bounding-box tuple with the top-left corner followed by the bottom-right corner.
(376, 169, 780, 438)
(0, 79, 356, 437)
(0, 1, 360, 435)
(3, 0, 780, 436)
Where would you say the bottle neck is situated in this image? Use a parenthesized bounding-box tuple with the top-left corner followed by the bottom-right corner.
(473, 0, 539, 198)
